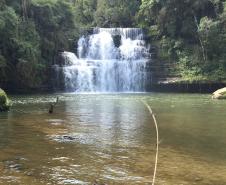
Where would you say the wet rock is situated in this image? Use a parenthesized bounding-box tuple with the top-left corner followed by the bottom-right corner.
(56, 51, 78, 66)
(49, 133, 93, 145)
(113, 35, 121, 48)
(51, 135, 77, 143)
(9, 164, 22, 171)
(212, 87, 226, 99)
(4, 161, 23, 172)
(0, 88, 11, 112)
(4, 157, 27, 172)
(63, 135, 75, 140)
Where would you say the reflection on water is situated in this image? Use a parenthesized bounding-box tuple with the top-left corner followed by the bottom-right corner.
(0, 93, 226, 185)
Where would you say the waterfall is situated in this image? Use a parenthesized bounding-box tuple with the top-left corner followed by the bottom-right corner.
(54, 28, 150, 92)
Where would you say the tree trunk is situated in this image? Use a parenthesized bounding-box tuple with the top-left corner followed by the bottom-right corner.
(193, 15, 207, 63)
(21, 0, 29, 20)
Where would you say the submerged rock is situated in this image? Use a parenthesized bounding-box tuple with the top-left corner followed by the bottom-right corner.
(0, 88, 11, 111)
(212, 87, 226, 99)
(50, 135, 78, 143)
(4, 161, 23, 172)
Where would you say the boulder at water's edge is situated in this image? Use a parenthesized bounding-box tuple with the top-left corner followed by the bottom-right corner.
(212, 87, 226, 99)
(0, 88, 10, 111)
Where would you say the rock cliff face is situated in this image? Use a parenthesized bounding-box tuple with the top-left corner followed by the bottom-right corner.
(0, 88, 10, 111)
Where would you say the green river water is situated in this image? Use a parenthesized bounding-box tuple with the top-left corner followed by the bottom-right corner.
(0, 93, 226, 185)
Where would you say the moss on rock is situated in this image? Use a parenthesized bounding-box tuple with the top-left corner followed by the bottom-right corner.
(0, 88, 10, 111)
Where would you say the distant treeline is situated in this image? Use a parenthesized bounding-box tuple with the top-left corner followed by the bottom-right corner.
(0, 0, 226, 91)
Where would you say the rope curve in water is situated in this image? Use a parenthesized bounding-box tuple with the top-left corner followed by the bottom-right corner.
(141, 100, 159, 185)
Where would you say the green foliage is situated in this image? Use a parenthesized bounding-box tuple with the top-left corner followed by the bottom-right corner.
(94, 0, 141, 27)
(176, 50, 207, 82)
(0, 55, 8, 83)
(30, 0, 78, 63)
(73, 0, 97, 28)
(0, 0, 78, 90)
(138, 0, 226, 82)
(1, 0, 226, 91)
(137, 0, 161, 27)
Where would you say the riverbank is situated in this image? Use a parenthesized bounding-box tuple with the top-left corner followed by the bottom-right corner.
(149, 82, 226, 93)
(2, 82, 225, 94)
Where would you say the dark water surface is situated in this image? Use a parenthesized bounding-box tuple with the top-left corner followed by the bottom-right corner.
(0, 93, 226, 185)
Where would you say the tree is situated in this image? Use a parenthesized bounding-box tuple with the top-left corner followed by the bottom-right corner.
(73, 0, 97, 28)
(30, 0, 78, 63)
(0, 0, 79, 89)
(138, 0, 226, 81)
(94, 0, 141, 27)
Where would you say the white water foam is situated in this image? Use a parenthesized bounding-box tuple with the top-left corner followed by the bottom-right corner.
(55, 28, 150, 92)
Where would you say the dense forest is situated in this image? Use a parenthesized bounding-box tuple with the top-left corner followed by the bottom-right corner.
(0, 0, 226, 92)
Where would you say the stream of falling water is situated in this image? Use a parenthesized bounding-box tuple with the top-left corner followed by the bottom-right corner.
(54, 28, 150, 92)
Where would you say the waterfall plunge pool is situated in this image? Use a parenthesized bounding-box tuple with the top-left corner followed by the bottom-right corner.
(0, 93, 226, 185)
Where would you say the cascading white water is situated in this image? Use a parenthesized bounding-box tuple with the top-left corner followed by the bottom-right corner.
(56, 28, 150, 92)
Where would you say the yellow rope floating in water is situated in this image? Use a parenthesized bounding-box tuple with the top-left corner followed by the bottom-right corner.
(141, 100, 159, 185)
